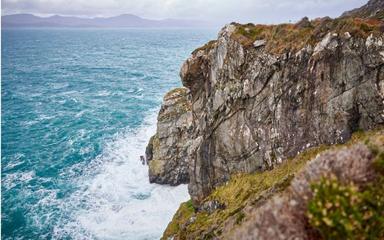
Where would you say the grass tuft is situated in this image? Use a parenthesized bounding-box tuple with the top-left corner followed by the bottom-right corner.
(230, 17, 383, 54)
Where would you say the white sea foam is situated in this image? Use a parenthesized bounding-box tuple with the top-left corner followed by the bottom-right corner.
(96, 90, 111, 97)
(37, 114, 55, 121)
(2, 170, 35, 189)
(75, 110, 87, 118)
(2, 153, 25, 171)
(54, 111, 190, 240)
(21, 120, 40, 126)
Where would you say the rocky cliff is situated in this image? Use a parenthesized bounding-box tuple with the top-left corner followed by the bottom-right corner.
(146, 0, 384, 238)
(181, 15, 384, 204)
(146, 87, 192, 185)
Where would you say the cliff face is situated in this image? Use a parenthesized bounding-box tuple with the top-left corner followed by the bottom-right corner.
(146, 0, 384, 204)
(181, 20, 384, 204)
(145, 1, 384, 239)
(146, 87, 192, 185)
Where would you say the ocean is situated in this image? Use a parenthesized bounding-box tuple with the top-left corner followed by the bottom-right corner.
(1, 28, 216, 239)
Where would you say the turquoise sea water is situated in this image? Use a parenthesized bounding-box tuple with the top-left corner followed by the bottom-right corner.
(2, 28, 215, 239)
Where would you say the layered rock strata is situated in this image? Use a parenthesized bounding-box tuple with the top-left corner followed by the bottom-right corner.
(147, 0, 384, 206)
(182, 23, 384, 203)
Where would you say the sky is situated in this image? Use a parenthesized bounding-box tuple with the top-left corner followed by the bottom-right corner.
(2, 0, 368, 25)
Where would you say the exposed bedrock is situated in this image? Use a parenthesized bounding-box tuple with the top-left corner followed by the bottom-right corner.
(180, 24, 384, 204)
(146, 87, 192, 185)
(146, 2, 384, 205)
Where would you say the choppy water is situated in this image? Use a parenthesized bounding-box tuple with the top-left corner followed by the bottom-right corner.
(1, 28, 215, 239)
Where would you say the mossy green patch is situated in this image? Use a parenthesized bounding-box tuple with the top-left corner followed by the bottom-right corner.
(164, 87, 188, 100)
(158, 87, 191, 122)
(148, 159, 164, 176)
(308, 175, 384, 239)
(162, 200, 195, 240)
(151, 134, 160, 152)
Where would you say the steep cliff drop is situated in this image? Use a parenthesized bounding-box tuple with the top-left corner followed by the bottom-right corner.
(182, 3, 383, 205)
(147, 0, 384, 239)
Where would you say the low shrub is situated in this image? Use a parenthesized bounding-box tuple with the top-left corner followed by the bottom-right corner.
(308, 160, 384, 239)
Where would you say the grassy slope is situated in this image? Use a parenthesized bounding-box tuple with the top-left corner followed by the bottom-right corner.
(163, 127, 383, 239)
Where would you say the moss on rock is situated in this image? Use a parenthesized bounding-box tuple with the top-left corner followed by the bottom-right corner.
(307, 135, 384, 239)
(192, 40, 217, 55)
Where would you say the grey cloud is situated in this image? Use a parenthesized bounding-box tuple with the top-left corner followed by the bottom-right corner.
(2, 0, 368, 25)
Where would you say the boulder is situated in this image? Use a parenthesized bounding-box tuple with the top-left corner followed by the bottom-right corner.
(253, 39, 266, 48)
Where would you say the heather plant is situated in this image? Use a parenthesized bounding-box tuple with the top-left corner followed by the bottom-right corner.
(307, 153, 384, 240)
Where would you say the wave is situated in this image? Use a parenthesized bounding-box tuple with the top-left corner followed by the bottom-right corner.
(51, 110, 190, 240)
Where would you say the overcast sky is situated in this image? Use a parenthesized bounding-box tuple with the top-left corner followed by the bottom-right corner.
(2, 0, 367, 24)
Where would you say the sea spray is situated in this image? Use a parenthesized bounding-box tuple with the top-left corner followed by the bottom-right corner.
(53, 112, 189, 240)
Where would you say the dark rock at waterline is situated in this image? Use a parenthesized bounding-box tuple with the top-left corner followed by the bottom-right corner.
(140, 155, 146, 165)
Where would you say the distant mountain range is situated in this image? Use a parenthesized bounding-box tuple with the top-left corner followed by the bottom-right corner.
(1, 14, 212, 28)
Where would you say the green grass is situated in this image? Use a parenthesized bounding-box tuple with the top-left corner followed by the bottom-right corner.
(308, 177, 384, 240)
(162, 200, 195, 240)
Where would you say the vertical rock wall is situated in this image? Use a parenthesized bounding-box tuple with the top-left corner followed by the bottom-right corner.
(180, 25, 384, 203)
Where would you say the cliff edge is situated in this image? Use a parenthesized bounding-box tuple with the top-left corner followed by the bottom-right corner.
(146, 0, 384, 238)
(181, 6, 384, 204)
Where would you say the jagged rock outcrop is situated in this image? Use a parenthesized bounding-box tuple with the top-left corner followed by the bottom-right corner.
(180, 18, 384, 203)
(146, 87, 192, 185)
(342, 0, 384, 18)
